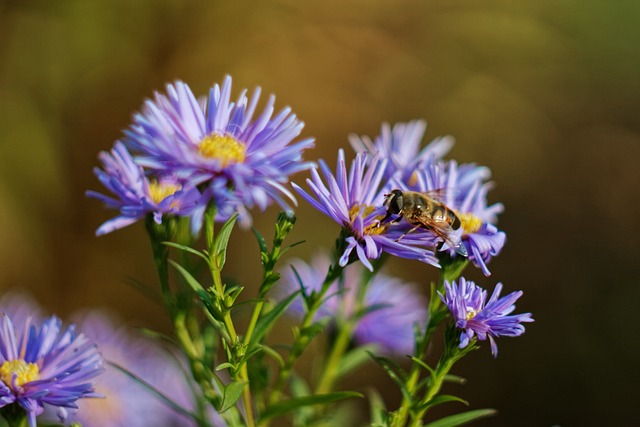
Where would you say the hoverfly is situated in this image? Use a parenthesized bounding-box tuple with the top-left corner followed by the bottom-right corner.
(380, 189, 468, 257)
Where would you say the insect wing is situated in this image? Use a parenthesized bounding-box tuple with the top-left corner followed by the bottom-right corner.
(415, 216, 468, 258)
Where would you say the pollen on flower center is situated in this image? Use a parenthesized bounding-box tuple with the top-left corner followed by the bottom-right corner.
(465, 308, 477, 321)
(349, 204, 387, 235)
(198, 133, 246, 166)
(148, 182, 181, 204)
(457, 212, 483, 235)
(0, 359, 40, 388)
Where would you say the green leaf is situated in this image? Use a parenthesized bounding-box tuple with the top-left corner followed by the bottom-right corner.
(260, 391, 363, 421)
(278, 239, 305, 257)
(215, 362, 235, 371)
(423, 409, 497, 427)
(418, 394, 468, 412)
(169, 260, 206, 294)
(248, 290, 300, 347)
(162, 241, 209, 262)
(220, 381, 246, 413)
(289, 373, 310, 398)
(409, 356, 436, 378)
(443, 374, 467, 385)
(110, 362, 201, 422)
(229, 298, 265, 312)
(252, 227, 269, 254)
(368, 389, 388, 426)
(213, 213, 238, 269)
(259, 344, 285, 367)
(369, 353, 411, 403)
(336, 344, 378, 379)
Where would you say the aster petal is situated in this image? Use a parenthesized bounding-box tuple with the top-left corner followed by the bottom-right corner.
(340, 238, 358, 267)
(355, 242, 374, 272)
(441, 279, 532, 357)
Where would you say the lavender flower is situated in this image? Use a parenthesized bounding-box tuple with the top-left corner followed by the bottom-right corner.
(439, 278, 533, 358)
(122, 76, 315, 228)
(392, 159, 506, 276)
(349, 120, 453, 182)
(87, 142, 201, 236)
(66, 311, 222, 427)
(280, 253, 427, 355)
(293, 149, 439, 271)
(0, 313, 103, 426)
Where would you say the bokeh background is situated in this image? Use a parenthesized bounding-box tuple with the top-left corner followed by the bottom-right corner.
(1, 0, 639, 425)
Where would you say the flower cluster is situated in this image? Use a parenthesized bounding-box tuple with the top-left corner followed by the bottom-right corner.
(88, 76, 315, 234)
(295, 120, 506, 276)
(80, 77, 533, 427)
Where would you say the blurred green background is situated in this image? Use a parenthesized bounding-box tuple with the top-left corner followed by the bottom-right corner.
(1, 0, 639, 425)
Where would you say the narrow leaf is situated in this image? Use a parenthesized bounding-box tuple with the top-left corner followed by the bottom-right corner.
(162, 241, 208, 262)
(220, 381, 246, 413)
(336, 344, 378, 379)
(249, 290, 300, 347)
(252, 227, 269, 254)
(260, 392, 363, 421)
(169, 260, 206, 293)
(213, 213, 238, 269)
(215, 362, 235, 371)
(260, 344, 285, 367)
(369, 353, 411, 403)
(368, 389, 388, 426)
(423, 409, 497, 427)
(110, 362, 201, 421)
(443, 374, 467, 385)
(289, 373, 310, 398)
(419, 394, 468, 412)
(409, 356, 436, 378)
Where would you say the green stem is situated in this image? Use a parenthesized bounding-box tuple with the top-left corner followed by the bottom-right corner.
(204, 225, 256, 427)
(315, 265, 371, 395)
(146, 217, 216, 427)
(244, 301, 264, 347)
(408, 353, 457, 427)
(390, 258, 468, 427)
(0, 404, 29, 427)
(145, 216, 176, 318)
(267, 259, 344, 407)
(314, 319, 354, 395)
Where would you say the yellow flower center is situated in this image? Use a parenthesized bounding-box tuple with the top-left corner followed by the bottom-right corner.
(465, 308, 477, 321)
(148, 182, 182, 204)
(457, 212, 483, 235)
(408, 171, 419, 187)
(349, 204, 387, 235)
(198, 133, 246, 166)
(0, 359, 40, 388)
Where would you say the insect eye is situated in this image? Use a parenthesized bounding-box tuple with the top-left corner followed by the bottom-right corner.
(391, 191, 403, 212)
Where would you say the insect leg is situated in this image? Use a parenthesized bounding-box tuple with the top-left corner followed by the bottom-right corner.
(395, 225, 421, 242)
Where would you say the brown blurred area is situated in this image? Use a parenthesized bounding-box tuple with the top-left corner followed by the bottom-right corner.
(1, 0, 639, 425)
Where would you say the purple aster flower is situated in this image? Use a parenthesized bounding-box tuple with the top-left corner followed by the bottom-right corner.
(279, 253, 427, 355)
(87, 142, 201, 236)
(63, 311, 223, 427)
(0, 313, 103, 426)
(390, 159, 506, 276)
(122, 76, 315, 228)
(292, 149, 439, 271)
(349, 120, 454, 182)
(439, 278, 533, 358)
